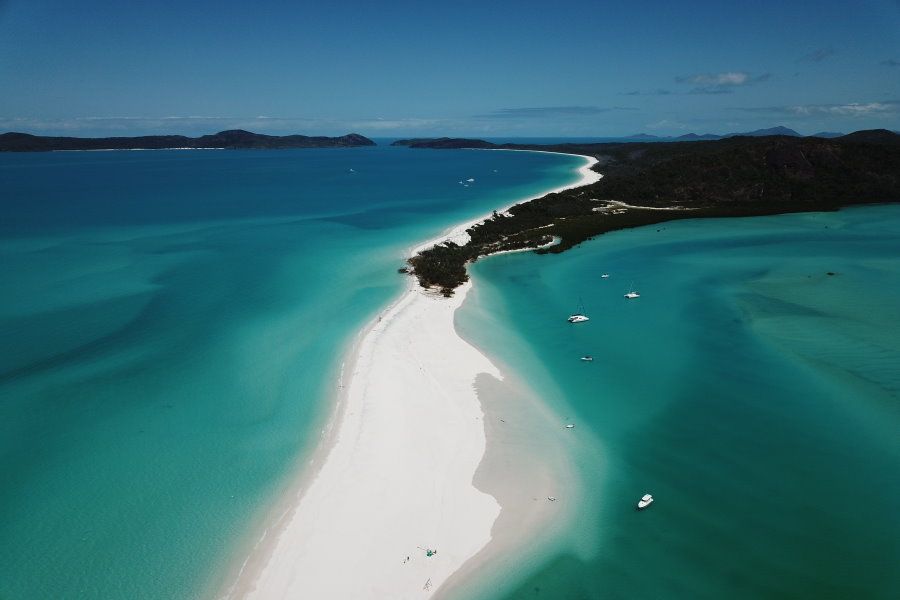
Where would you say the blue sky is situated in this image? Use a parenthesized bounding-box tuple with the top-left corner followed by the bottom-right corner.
(1, 0, 898, 137)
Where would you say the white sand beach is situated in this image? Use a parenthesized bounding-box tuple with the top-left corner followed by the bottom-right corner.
(240, 281, 502, 599)
(225, 153, 598, 599)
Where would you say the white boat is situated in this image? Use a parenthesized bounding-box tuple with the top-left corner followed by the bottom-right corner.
(601, 273, 610, 279)
(637, 493, 654, 509)
(565, 423, 575, 429)
(580, 355, 593, 362)
(568, 298, 589, 323)
(624, 283, 640, 299)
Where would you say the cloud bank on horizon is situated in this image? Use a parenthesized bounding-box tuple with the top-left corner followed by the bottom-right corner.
(0, 0, 897, 137)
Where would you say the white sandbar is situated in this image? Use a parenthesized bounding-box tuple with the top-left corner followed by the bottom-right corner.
(226, 152, 598, 599)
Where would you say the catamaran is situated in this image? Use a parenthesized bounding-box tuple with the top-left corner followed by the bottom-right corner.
(624, 282, 640, 299)
(568, 298, 589, 323)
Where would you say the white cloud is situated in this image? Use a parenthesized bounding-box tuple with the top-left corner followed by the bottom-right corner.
(347, 118, 440, 130)
(734, 101, 900, 117)
(645, 119, 688, 130)
(675, 71, 770, 94)
(699, 72, 748, 86)
(0, 115, 449, 136)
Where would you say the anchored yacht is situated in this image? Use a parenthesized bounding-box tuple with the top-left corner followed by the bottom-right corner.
(568, 298, 590, 323)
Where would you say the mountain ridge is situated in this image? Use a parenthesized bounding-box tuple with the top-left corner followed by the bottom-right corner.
(0, 130, 376, 152)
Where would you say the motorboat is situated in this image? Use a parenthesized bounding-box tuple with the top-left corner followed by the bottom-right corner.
(637, 493, 654, 509)
(565, 423, 575, 429)
(580, 355, 593, 362)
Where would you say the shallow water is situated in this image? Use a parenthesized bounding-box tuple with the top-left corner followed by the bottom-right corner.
(459, 205, 900, 599)
(0, 146, 585, 599)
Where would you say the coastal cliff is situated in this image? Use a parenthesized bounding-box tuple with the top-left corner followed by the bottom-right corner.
(0, 130, 376, 152)
(400, 130, 900, 294)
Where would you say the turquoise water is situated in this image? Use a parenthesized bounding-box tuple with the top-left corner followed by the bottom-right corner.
(0, 146, 585, 599)
(459, 205, 900, 599)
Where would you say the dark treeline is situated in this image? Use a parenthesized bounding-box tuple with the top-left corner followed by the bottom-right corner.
(404, 130, 900, 295)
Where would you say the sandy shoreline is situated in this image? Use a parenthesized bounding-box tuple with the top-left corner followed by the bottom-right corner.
(220, 153, 599, 599)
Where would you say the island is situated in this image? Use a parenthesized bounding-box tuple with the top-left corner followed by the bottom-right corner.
(0, 129, 376, 152)
(391, 126, 845, 145)
(397, 129, 900, 295)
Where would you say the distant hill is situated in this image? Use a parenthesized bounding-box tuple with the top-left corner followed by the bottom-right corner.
(390, 137, 495, 149)
(394, 127, 816, 148)
(0, 130, 376, 152)
(838, 129, 900, 144)
(622, 133, 661, 141)
(674, 133, 721, 141)
(809, 131, 845, 139)
(619, 126, 802, 142)
(487, 126, 803, 145)
(723, 126, 801, 138)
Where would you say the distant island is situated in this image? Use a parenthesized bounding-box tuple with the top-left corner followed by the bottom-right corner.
(392, 126, 893, 147)
(398, 129, 900, 295)
(616, 125, 807, 142)
(0, 129, 375, 152)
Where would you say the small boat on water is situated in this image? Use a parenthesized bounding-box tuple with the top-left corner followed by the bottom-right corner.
(624, 282, 640, 299)
(637, 493, 654, 509)
(580, 355, 593, 362)
(565, 423, 575, 429)
(601, 273, 610, 279)
(568, 298, 590, 323)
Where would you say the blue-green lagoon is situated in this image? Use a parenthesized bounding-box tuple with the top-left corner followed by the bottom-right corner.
(457, 205, 900, 599)
(2, 145, 898, 599)
(0, 146, 585, 599)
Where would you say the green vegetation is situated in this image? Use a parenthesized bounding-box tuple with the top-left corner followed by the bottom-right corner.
(406, 131, 900, 295)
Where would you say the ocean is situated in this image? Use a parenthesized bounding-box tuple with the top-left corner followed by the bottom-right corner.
(0, 145, 584, 599)
(2, 146, 898, 600)
(458, 204, 900, 599)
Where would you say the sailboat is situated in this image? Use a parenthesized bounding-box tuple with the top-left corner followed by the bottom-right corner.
(624, 282, 640, 299)
(567, 298, 590, 323)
